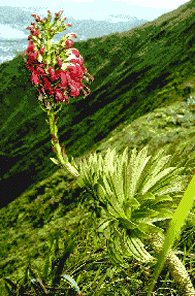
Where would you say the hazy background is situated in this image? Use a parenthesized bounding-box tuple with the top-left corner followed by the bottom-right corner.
(0, 0, 188, 64)
(1, 0, 188, 22)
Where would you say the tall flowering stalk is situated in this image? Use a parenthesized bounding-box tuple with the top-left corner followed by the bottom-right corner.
(23, 10, 94, 183)
(22, 10, 195, 295)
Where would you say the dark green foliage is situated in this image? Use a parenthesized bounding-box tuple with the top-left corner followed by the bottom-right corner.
(1, 5, 195, 206)
(181, 86, 193, 99)
(0, 2, 195, 295)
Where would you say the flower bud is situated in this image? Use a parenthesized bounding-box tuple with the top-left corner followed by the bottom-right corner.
(37, 53, 43, 63)
(61, 63, 69, 71)
(24, 9, 94, 106)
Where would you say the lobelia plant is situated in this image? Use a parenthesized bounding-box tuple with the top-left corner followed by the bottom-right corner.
(77, 142, 195, 295)
(17, 8, 194, 295)
(17, 9, 95, 295)
(23, 9, 93, 188)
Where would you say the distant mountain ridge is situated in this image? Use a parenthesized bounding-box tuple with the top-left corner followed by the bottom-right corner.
(0, 6, 148, 64)
(0, 6, 148, 40)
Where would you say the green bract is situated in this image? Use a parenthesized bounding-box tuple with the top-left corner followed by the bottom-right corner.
(78, 144, 189, 265)
(30, 10, 76, 71)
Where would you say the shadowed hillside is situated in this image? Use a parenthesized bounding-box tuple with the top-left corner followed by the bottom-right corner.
(0, 2, 195, 295)
(0, 0, 195, 208)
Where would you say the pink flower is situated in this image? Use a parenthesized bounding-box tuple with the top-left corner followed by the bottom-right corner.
(55, 12, 61, 18)
(24, 40, 35, 53)
(47, 67, 59, 82)
(56, 56, 62, 69)
(40, 47, 45, 55)
(23, 10, 94, 105)
(71, 49, 80, 58)
(65, 39, 74, 49)
(59, 70, 68, 87)
(32, 14, 44, 23)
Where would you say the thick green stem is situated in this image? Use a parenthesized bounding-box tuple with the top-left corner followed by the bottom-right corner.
(47, 108, 80, 179)
(148, 232, 195, 295)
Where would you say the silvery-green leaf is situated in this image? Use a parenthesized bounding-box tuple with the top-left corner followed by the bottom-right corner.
(50, 157, 60, 165)
(133, 223, 163, 239)
(138, 192, 156, 205)
(70, 156, 78, 170)
(132, 207, 158, 221)
(77, 142, 190, 268)
(124, 234, 155, 262)
(141, 167, 177, 195)
(118, 217, 138, 230)
(141, 194, 172, 208)
(62, 274, 81, 295)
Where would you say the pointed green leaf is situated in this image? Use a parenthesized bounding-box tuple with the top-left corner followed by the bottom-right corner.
(149, 208, 174, 221)
(125, 235, 155, 262)
(106, 231, 130, 268)
(107, 201, 126, 219)
(105, 170, 124, 206)
(129, 145, 150, 197)
(50, 157, 60, 165)
(135, 222, 164, 237)
(132, 207, 158, 221)
(142, 167, 177, 194)
(146, 155, 172, 182)
(70, 156, 78, 170)
(118, 217, 138, 230)
(131, 236, 155, 261)
(98, 218, 113, 233)
(138, 192, 156, 205)
(122, 200, 132, 220)
(124, 197, 140, 209)
(62, 274, 81, 295)
(123, 234, 147, 262)
(139, 194, 173, 211)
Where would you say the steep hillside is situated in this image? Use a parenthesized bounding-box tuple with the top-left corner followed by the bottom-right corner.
(0, 0, 195, 208)
(0, 2, 195, 295)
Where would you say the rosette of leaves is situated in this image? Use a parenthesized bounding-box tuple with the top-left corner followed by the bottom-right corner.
(78, 144, 189, 266)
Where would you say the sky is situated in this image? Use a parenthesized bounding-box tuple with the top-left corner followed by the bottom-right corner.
(1, 0, 189, 21)
(0, 0, 189, 39)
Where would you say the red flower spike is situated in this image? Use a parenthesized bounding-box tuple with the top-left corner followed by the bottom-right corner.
(40, 47, 45, 55)
(71, 49, 80, 58)
(71, 33, 77, 38)
(56, 56, 62, 68)
(23, 12, 94, 105)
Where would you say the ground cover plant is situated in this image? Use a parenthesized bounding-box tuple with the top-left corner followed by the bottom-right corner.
(0, 1, 195, 295)
(0, 97, 195, 295)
